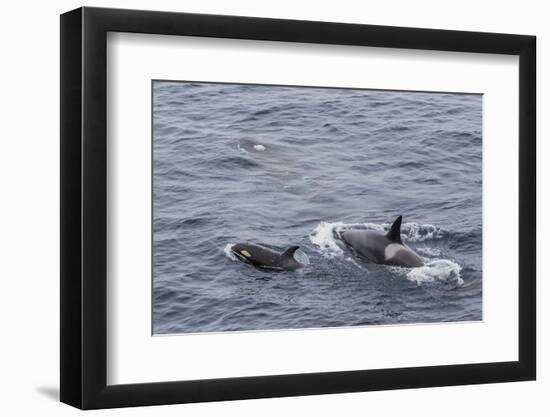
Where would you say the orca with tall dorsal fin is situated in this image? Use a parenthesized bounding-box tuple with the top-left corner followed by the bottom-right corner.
(230, 243, 304, 271)
(340, 215, 424, 268)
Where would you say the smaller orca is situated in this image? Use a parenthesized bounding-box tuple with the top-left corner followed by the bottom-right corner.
(230, 243, 304, 271)
(340, 215, 424, 268)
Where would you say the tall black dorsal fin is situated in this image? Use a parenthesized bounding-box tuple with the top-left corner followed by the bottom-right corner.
(386, 215, 403, 243)
(282, 246, 300, 259)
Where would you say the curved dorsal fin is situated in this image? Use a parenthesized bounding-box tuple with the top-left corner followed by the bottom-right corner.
(282, 246, 299, 259)
(386, 215, 403, 243)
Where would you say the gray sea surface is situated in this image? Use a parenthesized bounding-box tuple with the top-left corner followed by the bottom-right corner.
(153, 81, 482, 334)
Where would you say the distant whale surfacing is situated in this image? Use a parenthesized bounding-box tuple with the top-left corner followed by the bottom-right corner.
(340, 216, 424, 268)
(238, 138, 268, 153)
(231, 243, 304, 271)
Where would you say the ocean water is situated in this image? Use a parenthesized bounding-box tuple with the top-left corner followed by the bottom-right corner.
(153, 81, 482, 335)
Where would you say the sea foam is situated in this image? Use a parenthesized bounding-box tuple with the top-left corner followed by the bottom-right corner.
(405, 259, 463, 286)
(224, 243, 237, 261)
(309, 221, 346, 258)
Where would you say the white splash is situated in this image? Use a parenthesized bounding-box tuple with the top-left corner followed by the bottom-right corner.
(224, 243, 237, 261)
(399, 223, 445, 242)
(405, 259, 463, 286)
(309, 221, 346, 258)
(293, 249, 311, 265)
(253, 144, 266, 151)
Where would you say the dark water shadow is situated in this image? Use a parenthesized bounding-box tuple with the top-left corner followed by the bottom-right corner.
(36, 386, 59, 401)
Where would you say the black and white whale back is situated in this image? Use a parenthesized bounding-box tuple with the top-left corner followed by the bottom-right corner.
(231, 243, 303, 271)
(341, 215, 424, 268)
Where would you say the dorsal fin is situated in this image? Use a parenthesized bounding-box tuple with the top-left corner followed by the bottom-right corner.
(386, 215, 403, 243)
(282, 246, 299, 260)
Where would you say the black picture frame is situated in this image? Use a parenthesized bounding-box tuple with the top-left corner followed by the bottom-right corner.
(60, 6, 536, 410)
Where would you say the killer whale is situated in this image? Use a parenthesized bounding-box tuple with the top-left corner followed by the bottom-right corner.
(230, 243, 304, 271)
(340, 215, 424, 268)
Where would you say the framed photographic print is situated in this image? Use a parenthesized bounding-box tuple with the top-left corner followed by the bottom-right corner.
(60, 6, 536, 409)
